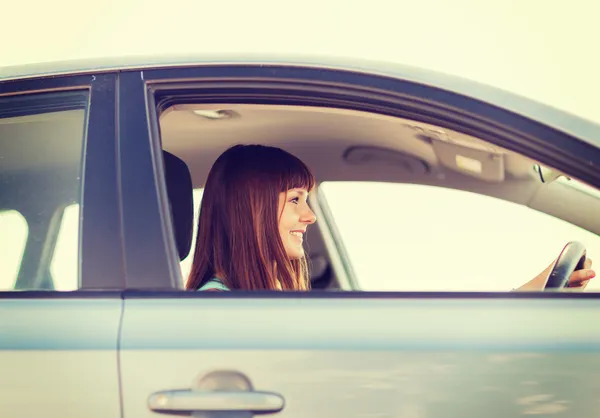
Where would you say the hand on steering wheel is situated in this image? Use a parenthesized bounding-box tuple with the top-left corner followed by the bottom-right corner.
(544, 241, 594, 290)
(513, 241, 595, 291)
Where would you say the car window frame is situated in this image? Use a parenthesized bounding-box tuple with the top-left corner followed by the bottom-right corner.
(0, 72, 124, 291)
(122, 63, 600, 291)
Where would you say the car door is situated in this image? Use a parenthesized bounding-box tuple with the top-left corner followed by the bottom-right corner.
(120, 294, 600, 418)
(0, 72, 124, 418)
(115, 61, 600, 418)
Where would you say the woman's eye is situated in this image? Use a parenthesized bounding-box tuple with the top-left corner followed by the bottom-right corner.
(289, 197, 299, 204)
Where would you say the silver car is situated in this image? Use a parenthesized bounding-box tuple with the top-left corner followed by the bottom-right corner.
(1, 55, 599, 417)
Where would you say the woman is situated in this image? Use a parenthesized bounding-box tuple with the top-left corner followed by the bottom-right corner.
(186, 144, 595, 291)
(187, 144, 316, 291)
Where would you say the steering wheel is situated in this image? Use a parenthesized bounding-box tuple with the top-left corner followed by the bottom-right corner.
(544, 241, 587, 290)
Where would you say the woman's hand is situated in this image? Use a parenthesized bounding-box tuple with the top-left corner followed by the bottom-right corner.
(514, 258, 595, 291)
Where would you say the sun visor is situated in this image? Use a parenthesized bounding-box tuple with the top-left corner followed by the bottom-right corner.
(343, 146, 429, 175)
(432, 139, 505, 182)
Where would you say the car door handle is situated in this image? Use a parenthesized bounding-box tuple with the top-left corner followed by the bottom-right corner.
(148, 389, 285, 414)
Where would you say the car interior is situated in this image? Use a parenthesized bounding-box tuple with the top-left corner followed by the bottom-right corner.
(3, 100, 600, 291)
(158, 103, 600, 290)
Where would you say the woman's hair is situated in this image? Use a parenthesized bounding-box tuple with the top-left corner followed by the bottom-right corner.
(186, 144, 316, 291)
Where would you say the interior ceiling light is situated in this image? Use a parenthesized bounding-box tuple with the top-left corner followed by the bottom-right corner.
(192, 109, 239, 120)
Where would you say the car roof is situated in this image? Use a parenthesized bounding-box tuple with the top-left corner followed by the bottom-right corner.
(2, 53, 600, 150)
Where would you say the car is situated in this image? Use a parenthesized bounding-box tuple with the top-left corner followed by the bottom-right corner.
(1, 54, 600, 418)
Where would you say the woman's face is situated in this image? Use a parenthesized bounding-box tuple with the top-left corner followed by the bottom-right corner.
(278, 188, 317, 259)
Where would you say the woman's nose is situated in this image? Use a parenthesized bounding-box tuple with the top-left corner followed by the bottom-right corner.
(301, 207, 317, 224)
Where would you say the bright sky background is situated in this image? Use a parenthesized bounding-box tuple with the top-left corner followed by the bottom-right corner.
(2, 0, 600, 124)
(2, 0, 600, 291)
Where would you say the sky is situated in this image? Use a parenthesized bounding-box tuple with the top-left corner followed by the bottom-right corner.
(2, 0, 600, 124)
(2, 0, 600, 291)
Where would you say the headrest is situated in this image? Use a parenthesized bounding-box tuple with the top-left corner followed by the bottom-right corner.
(163, 151, 193, 260)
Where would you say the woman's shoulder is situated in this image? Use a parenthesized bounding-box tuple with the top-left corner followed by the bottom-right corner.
(198, 277, 230, 291)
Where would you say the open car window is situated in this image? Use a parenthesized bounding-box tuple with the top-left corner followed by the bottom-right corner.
(320, 181, 600, 292)
(158, 101, 600, 293)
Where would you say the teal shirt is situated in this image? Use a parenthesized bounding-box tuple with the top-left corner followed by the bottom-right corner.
(198, 277, 230, 291)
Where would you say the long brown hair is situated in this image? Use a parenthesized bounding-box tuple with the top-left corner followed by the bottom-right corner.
(186, 144, 316, 291)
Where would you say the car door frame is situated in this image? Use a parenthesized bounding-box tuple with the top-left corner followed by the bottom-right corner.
(115, 59, 600, 290)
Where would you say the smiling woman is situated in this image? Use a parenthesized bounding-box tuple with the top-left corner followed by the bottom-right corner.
(186, 144, 317, 291)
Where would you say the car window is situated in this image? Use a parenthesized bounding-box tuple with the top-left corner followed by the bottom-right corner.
(0, 91, 89, 291)
(320, 182, 600, 291)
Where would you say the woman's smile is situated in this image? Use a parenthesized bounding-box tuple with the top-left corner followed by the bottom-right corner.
(278, 189, 316, 259)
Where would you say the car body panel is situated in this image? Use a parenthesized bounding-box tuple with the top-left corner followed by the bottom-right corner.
(119, 294, 600, 417)
(0, 296, 122, 418)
